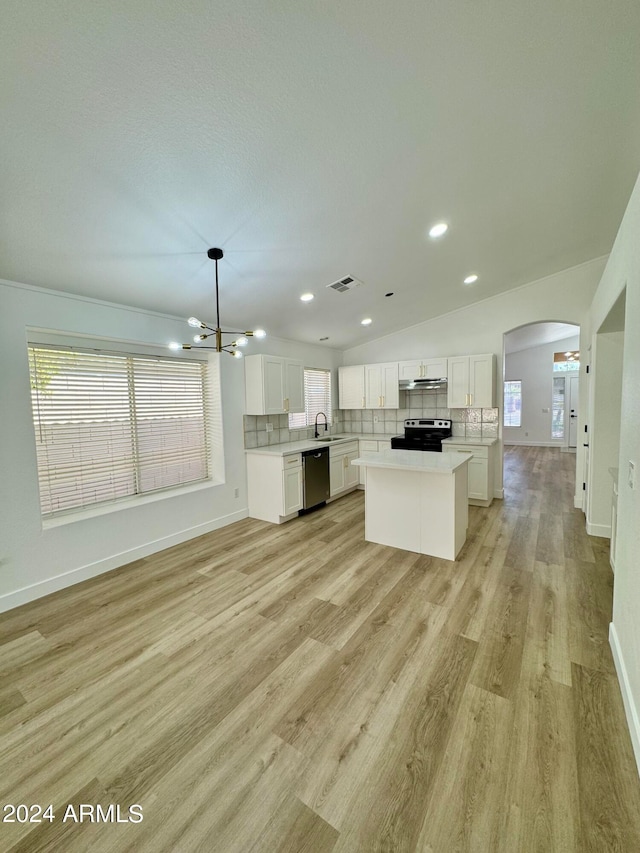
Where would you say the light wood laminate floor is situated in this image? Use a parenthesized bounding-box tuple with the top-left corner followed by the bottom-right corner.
(1, 446, 639, 852)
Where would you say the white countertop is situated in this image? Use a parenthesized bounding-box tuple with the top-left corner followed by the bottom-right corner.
(442, 436, 498, 447)
(245, 433, 396, 457)
(352, 449, 472, 474)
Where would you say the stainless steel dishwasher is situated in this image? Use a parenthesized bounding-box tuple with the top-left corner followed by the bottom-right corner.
(301, 446, 330, 511)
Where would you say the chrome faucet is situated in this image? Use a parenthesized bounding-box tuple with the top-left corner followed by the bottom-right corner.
(314, 412, 328, 438)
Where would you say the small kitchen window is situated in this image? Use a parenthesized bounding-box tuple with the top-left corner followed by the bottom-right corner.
(503, 380, 522, 427)
(289, 368, 332, 430)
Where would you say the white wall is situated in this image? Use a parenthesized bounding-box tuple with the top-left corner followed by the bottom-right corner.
(343, 258, 605, 496)
(588, 331, 624, 535)
(0, 279, 341, 612)
(504, 334, 580, 446)
(586, 171, 640, 771)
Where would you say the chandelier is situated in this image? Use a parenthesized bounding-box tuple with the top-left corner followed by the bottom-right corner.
(169, 248, 265, 357)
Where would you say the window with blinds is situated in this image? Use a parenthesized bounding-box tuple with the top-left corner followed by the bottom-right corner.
(288, 368, 332, 430)
(28, 345, 211, 517)
(503, 380, 522, 427)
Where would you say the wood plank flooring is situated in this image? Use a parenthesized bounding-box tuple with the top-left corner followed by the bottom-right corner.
(1, 446, 639, 852)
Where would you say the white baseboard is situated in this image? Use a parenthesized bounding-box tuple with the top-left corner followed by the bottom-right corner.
(610, 623, 640, 777)
(586, 520, 611, 538)
(503, 440, 564, 447)
(493, 488, 504, 499)
(0, 509, 249, 614)
(574, 494, 584, 509)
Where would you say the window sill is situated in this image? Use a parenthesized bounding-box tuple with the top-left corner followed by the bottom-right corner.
(42, 477, 224, 529)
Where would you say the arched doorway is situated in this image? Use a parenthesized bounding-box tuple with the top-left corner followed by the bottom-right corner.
(502, 320, 581, 498)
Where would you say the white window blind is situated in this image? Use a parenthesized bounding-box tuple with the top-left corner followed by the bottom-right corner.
(503, 380, 522, 427)
(289, 368, 332, 430)
(28, 345, 210, 517)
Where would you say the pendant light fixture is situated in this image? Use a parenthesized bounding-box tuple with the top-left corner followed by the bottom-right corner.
(169, 248, 265, 357)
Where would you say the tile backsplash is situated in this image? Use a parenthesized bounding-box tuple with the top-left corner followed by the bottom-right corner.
(243, 411, 344, 448)
(243, 395, 499, 447)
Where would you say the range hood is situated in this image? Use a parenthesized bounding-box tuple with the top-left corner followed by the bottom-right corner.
(399, 377, 448, 390)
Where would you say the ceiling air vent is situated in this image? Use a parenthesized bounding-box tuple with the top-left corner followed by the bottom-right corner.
(326, 275, 363, 293)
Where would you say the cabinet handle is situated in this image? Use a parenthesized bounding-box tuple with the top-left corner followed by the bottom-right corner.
(469, 393, 473, 406)
(381, 395, 385, 407)
(283, 397, 289, 412)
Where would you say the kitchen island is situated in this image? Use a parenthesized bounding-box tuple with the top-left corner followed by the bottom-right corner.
(352, 449, 472, 560)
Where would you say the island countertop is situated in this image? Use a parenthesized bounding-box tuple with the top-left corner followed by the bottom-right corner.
(352, 449, 472, 474)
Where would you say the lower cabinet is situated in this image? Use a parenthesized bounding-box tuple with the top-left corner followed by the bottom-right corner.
(329, 441, 359, 497)
(247, 452, 303, 523)
(445, 442, 495, 506)
(357, 439, 391, 487)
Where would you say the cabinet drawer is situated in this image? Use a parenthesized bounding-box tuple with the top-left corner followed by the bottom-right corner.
(282, 453, 302, 469)
(359, 440, 378, 452)
(330, 441, 358, 457)
(447, 444, 488, 458)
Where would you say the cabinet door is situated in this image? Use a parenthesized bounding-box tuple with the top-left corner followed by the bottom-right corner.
(330, 453, 345, 496)
(469, 354, 494, 408)
(263, 357, 285, 414)
(284, 360, 304, 413)
(467, 457, 488, 500)
(423, 358, 448, 380)
(398, 360, 423, 381)
(447, 357, 470, 408)
(345, 451, 360, 488)
(339, 365, 366, 409)
(380, 363, 399, 408)
(282, 467, 303, 514)
(364, 365, 383, 408)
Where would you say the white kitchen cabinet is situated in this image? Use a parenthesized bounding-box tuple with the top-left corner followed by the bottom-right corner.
(244, 354, 304, 415)
(365, 362, 399, 409)
(447, 354, 495, 409)
(398, 358, 448, 381)
(247, 452, 303, 523)
(329, 441, 359, 496)
(338, 365, 366, 409)
(357, 439, 391, 487)
(445, 442, 495, 506)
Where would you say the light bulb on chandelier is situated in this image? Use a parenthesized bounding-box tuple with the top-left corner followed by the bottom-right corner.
(168, 248, 265, 356)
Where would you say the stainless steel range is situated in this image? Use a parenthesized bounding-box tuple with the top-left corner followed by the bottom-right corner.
(391, 418, 452, 452)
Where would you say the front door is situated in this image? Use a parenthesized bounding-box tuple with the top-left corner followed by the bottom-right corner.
(569, 375, 579, 448)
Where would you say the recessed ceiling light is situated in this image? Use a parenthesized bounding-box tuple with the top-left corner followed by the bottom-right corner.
(300, 292, 314, 302)
(463, 274, 478, 285)
(385, 292, 394, 297)
(361, 318, 372, 326)
(429, 222, 448, 238)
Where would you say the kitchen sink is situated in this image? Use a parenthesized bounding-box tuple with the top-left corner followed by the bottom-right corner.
(314, 436, 346, 442)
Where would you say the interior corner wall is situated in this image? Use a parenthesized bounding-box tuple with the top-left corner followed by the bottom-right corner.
(0, 280, 250, 613)
(586, 170, 640, 772)
(503, 335, 580, 446)
(587, 331, 624, 535)
(342, 257, 605, 499)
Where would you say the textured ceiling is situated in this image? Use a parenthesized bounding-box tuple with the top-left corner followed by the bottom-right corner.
(2, 1, 640, 350)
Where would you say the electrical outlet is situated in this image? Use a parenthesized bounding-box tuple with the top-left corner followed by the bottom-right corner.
(265, 422, 273, 433)
(373, 415, 379, 423)
(629, 461, 636, 490)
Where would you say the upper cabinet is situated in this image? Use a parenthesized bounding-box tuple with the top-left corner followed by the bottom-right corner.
(244, 354, 304, 415)
(365, 362, 399, 409)
(338, 365, 366, 409)
(398, 358, 448, 381)
(447, 354, 495, 409)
